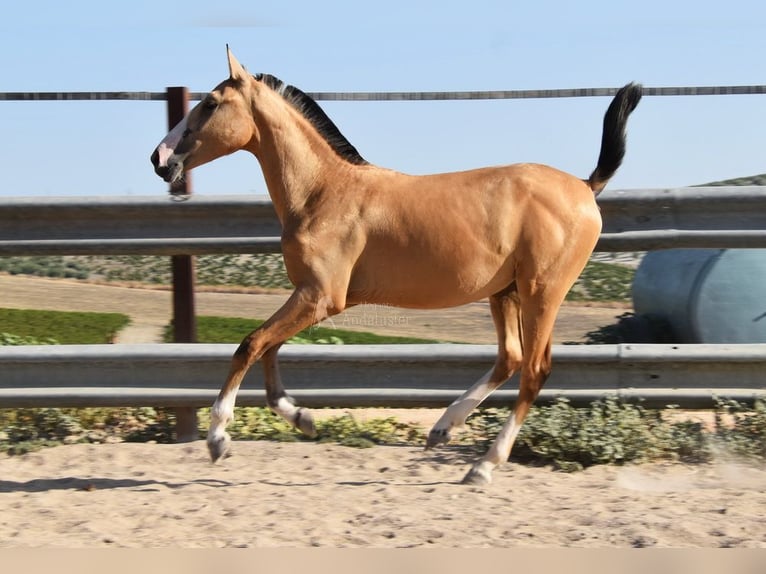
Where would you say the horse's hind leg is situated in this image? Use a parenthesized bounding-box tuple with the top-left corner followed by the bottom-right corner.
(207, 287, 339, 462)
(461, 283, 564, 485)
(261, 343, 317, 437)
(426, 285, 523, 448)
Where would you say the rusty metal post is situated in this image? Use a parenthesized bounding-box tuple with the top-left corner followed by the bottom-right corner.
(166, 86, 199, 442)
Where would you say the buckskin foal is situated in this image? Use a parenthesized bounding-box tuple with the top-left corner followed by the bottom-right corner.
(151, 47, 642, 485)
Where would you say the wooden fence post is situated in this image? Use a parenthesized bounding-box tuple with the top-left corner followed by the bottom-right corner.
(166, 86, 199, 442)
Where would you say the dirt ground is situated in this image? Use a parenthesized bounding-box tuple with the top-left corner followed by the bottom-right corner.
(1, 441, 765, 548)
(0, 274, 630, 345)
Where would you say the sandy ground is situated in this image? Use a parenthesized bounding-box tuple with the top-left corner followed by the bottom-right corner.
(1, 441, 765, 548)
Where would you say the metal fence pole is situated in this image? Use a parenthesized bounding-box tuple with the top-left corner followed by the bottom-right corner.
(165, 86, 199, 442)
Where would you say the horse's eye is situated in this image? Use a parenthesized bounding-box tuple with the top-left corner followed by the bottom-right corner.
(204, 99, 219, 111)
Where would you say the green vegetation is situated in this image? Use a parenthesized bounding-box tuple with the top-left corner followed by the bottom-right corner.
(0, 407, 177, 455)
(566, 260, 635, 302)
(0, 256, 90, 280)
(713, 399, 766, 459)
(198, 408, 422, 449)
(0, 308, 130, 344)
(172, 315, 442, 345)
(699, 173, 766, 187)
(0, 405, 423, 455)
(2, 399, 765, 470)
(466, 398, 697, 471)
(465, 397, 766, 472)
(0, 333, 59, 346)
(0, 254, 293, 290)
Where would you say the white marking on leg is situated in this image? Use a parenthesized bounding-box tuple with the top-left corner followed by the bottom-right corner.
(209, 387, 238, 436)
(469, 408, 524, 482)
(486, 408, 523, 463)
(431, 369, 493, 434)
(270, 395, 317, 437)
(272, 396, 299, 422)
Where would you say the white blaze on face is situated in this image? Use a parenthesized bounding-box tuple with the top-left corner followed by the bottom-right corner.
(155, 116, 189, 167)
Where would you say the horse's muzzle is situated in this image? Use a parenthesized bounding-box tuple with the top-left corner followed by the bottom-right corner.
(150, 149, 183, 183)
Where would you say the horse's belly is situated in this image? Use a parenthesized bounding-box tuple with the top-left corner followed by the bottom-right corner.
(347, 256, 513, 309)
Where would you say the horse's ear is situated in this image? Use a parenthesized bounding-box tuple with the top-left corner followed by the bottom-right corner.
(226, 45, 248, 82)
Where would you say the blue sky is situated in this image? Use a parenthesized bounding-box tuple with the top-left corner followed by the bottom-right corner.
(0, 0, 764, 197)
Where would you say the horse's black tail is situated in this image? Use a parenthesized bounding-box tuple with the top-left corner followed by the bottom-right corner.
(587, 82, 642, 195)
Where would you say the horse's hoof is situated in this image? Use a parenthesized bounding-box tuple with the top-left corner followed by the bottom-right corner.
(295, 408, 317, 438)
(461, 465, 492, 486)
(207, 433, 231, 463)
(425, 427, 451, 449)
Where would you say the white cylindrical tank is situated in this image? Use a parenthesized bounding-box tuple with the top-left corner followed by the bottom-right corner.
(632, 249, 766, 343)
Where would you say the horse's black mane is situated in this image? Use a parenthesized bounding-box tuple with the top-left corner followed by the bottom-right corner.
(255, 73, 368, 166)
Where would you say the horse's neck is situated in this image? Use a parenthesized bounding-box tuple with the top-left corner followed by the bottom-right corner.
(253, 106, 336, 223)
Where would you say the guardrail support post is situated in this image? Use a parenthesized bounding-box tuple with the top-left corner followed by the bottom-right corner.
(166, 86, 199, 442)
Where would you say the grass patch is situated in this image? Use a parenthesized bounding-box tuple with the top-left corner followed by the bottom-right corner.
(167, 315, 442, 345)
(0, 308, 130, 344)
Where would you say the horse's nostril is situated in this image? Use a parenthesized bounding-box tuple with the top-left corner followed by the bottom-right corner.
(150, 149, 160, 167)
(154, 165, 170, 180)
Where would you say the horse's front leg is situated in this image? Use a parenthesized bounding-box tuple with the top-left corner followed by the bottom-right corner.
(207, 288, 338, 462)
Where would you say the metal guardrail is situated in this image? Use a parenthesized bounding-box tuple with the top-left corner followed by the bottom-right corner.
(596, 186, 766, 250)
(3, 84, 766, 102)
(0, 187, 765, 255)
(0, 195, 281, 255)
(1, 343, 764, 410)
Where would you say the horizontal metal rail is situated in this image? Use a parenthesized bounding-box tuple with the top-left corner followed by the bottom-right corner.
(596, 186, 766, 232)
(1, 343, 764, 411)
(597, 229, 766, 251)
(2, 84, 766, 102)
(0, 237, 284, 256)
(1, 187, 764, 255)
